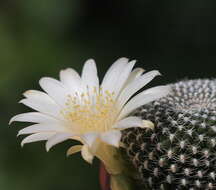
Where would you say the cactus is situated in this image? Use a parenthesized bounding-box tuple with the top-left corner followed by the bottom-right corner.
(121, 79, 216, 190)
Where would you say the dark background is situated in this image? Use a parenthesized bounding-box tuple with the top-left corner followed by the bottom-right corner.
(0, 0, 215, 189)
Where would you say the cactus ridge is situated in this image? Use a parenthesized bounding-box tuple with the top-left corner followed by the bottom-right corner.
(122, 79, 216, 190)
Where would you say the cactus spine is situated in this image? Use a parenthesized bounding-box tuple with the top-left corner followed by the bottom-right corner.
(122, 79, 216, 190)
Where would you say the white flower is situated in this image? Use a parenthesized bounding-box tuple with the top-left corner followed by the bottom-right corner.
(10, 58, 170, 164)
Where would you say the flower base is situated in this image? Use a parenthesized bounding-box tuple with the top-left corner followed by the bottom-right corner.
(100, 163, 111, 190)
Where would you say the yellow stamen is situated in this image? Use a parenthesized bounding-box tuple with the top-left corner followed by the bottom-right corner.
(61, 88, 117, 134)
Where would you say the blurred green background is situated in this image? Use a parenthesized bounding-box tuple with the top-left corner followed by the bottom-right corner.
(0, 0, 215, 190)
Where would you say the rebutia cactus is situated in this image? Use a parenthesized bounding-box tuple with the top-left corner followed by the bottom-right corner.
(121, 79, 216, 190)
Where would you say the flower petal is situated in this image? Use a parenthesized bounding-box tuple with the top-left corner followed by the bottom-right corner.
(20, 91, 61, 119)
(113, 116, 143, 130)
(81, 144, 94, 164)
(23, 89, 50, 99)
(18, 123, 66, 136)
(119, 85, 170, 119)
(124, 67, 145, 86)
(39, 77, 69, 107)
(46, 133, 73, 151)
(100, 130, 122, 147)
(117, 70, 161, 108)
(142, 120, 155, 130)
(60, 68, 82, 93)
(21, 132, 55, 147)
(101, 57, 128, 93)
(81, 59, 99, 91)
(112, 60, 136, 97)
(67, 145, 83, 156)
(89, 139, 100, 154)
(81, 132, 99, 148)
(9, 112, 59, 125)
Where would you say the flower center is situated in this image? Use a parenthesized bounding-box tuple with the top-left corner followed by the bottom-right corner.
(62, 88, 117, 133)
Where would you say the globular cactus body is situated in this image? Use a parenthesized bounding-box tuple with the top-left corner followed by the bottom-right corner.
(122, 79, 216, 190)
